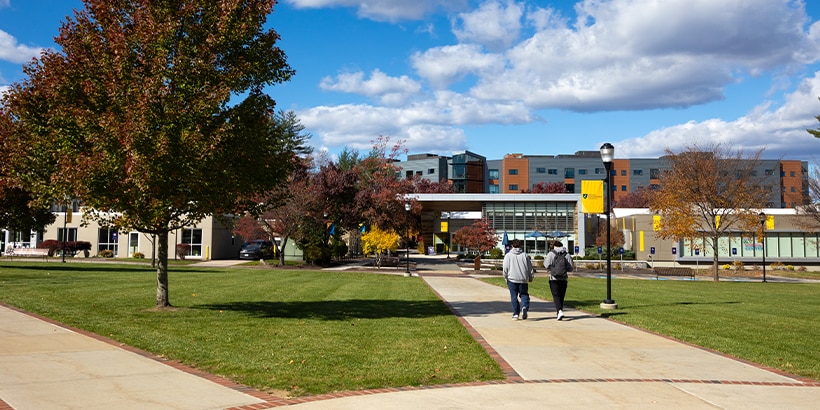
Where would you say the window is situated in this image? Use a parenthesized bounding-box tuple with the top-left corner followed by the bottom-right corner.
(621, 185, 627, 191)
(489, 184, 500, 193)
(791, 187, 797, 192)
(765, 169, 774, 176)
(611, 170, 616, 176)
(129, 232, 140, 257)
(536, 167, 546, 173)
(564, 168, 575, 178)
(508, 184, 518, 191)
(548, 169, 558, 175)
(791, 171, 796, 177)
(489, 169, 499, 179)
(58, 227, 78, 242)
(620, 170, 626, 176)
(632, 169, 643, 176)
(595, 168, 604, 175)
(578, 169, 587, 175)
(415, 171, 422, 176)
(650, 168, 660, 179)
(509, 169, 518, 175)
(427, 168, 435, 174)
(180, 228, 203, 258)
(98, 227, 119, 256)
(405, 170, 413, 179)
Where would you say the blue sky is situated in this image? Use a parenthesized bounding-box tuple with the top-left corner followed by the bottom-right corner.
(3, 0, 820, 161)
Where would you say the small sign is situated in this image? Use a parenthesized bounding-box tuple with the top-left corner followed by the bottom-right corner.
(574, 246, 579, 253)
(732, 247, 737, 255)
(597, 246, 602, 254)
(694, 249, 700, 255)
(650, 247, 655, 255)
(619, 247, 624, 254)
(672, 247, 677, 255)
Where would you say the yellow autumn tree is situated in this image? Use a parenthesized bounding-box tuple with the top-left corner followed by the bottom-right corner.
(361, 227, 399, 267)
(649, 143, 770, 281)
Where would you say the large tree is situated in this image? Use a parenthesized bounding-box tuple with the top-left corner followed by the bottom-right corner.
(649, 143, 770, 281)
(0, 0, 295, 307)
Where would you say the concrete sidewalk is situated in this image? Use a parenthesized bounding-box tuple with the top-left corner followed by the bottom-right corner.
(1, 262, 819, 409)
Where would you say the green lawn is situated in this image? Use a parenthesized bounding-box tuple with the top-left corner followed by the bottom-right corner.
(0, 262, 502, 397)
(484, 276, 820, 381)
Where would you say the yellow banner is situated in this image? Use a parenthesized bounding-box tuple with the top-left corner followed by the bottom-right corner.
(652, 215, 660, 231)
(441, 221, 449, 232)
(765, 215, 774, 230)
(639, 231, 644, 251)
(581, 180, 604, 214)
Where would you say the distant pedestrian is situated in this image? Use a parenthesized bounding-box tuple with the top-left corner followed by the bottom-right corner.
(544, 241, 573, 320)
(503, 239, 534, 320)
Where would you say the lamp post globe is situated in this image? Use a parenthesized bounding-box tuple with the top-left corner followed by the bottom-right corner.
(600, 143, 617, 309)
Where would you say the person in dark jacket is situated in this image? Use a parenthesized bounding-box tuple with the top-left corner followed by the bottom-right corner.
(503, 239, 534, 320)
(543, 241, 574, 320)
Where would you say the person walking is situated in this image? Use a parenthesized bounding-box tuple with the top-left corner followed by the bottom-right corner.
(503, 239, 534, 320)
(544, 241, 573, 320)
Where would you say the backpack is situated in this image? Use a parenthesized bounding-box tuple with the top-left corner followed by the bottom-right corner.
(550, 249, 571, 279)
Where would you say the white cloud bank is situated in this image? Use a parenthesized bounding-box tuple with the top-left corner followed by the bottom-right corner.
(297, 0, 820, 159)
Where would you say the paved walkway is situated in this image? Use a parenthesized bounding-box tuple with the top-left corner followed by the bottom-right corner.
(1, 256, 818, 409)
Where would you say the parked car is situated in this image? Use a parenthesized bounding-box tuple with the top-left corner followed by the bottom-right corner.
(239, 240, 274, 260)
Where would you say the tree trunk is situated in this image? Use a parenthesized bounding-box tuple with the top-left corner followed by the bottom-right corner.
(278, 236, 289, 266)
(711, 238, 721, 282)
(156, 231, 171, 307)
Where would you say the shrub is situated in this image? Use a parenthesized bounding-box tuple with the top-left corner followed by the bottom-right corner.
(132, 252, 145, 259)
(797, 266, 807, 272)
(533, 254, 544, 261)
(176, 243, 191, 259)
(38, 239, 62, 256)
(73, 241, 92, 251)
(722, 264, 732, 270)
(98, 249, 114, 258)
(487, 248, 503, 259)
(786, 265, 795, 271)
(732, 260, 744, 270)
(770, 261, 785, 270)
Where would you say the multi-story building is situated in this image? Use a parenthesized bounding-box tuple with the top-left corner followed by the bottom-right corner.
(402, 151, 809, 208)
(395, 151, 487, 193)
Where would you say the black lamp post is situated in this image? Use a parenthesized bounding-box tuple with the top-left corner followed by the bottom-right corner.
(404, 201, 412, 277)
(600, 143, 617, 309)
(759, 212, 767, 283)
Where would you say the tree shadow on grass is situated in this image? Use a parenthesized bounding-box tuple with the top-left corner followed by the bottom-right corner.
(193, 299, 453, 320)
(0, 262, 214, 274)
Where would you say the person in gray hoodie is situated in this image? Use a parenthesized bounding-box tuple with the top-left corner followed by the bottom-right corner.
(503, 239, 534, 320)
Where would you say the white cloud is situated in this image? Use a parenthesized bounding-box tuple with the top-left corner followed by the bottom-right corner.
(0, 30, 42, 64)
(285, 0, 469, 22)
(297, 92, 536, 153)
(616, 71, 820, 160)
(469, 0, 820, 111)
(451, 0, 523, 51)
(319, 69, 421, 105)
(411, 44, 505, 89)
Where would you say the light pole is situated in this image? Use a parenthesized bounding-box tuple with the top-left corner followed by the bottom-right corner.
(404, 201, 412, 277)
(600, 143, 617, 309)
(759, 212, 767, 283)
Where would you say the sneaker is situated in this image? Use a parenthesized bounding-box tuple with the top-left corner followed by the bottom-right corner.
(557, 310, 564, 321)
(521, 307, 528, 320)
(512, 315, 519, 321)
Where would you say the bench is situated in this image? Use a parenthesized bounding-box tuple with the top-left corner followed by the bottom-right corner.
(377, 256, 401, 268)
(654, 267, 694, 280)
(6, 247, 50, 261)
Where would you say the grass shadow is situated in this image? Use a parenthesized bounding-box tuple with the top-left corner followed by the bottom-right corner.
(193, 299, 452, 320)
